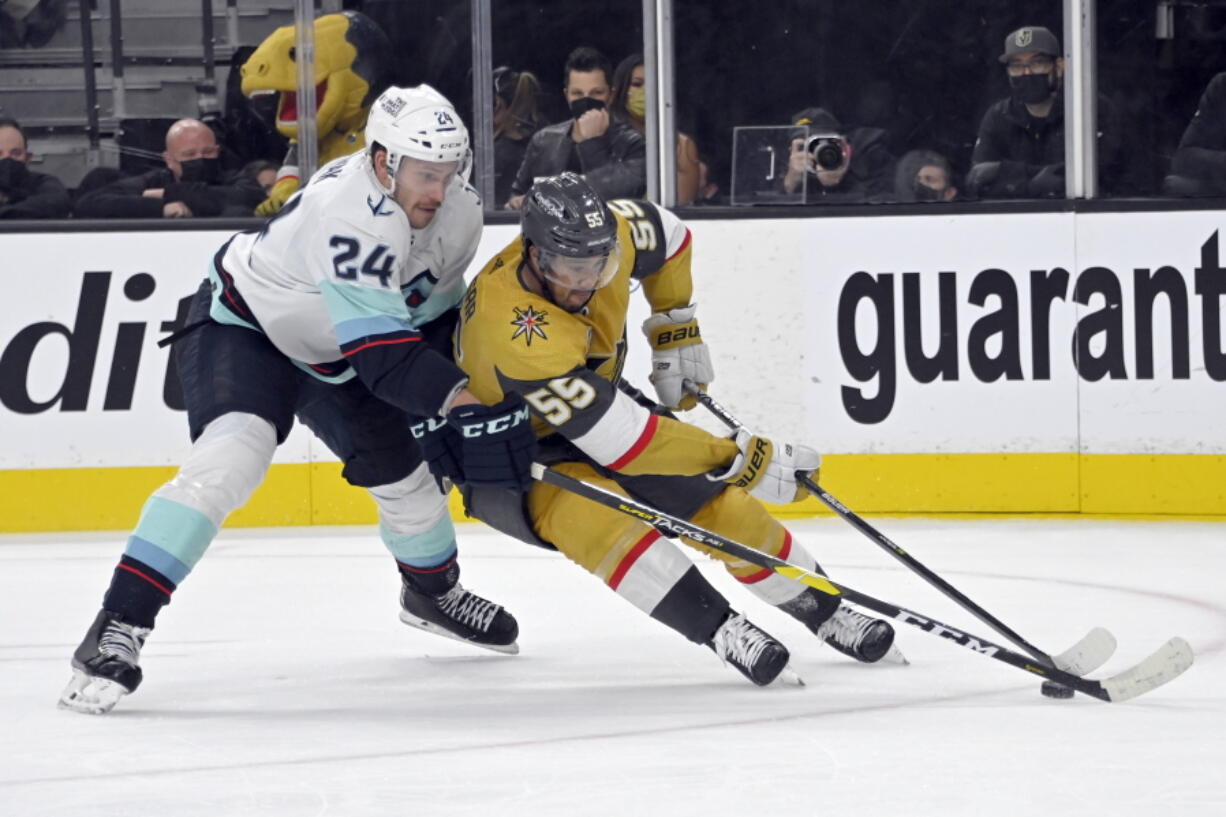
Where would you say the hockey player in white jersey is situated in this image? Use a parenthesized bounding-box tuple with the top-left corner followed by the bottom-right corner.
(59, 85, 537, 715)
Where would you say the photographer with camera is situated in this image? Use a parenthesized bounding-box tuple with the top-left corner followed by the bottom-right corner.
(781, 107, 895, 203)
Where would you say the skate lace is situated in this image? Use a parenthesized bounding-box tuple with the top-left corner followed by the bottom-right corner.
(816, 606, 874, 649)
(436, 584, 499, 633)
(713, 614, 771, 668)
(98, 621, 149, 666)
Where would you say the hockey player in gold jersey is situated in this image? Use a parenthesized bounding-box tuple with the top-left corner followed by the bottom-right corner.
(454, 172, 898, 685)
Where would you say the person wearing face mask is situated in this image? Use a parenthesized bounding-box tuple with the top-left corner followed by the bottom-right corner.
(607, 54, 715, 206)
(891, 149, 959, 204)
(505, 47, 646, 210)
(74, 118, 265, 219)
(966, 26, 1124, 199)
(0, 116, 71, 219)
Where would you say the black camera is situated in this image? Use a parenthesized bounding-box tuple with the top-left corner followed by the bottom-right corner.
(805, 133, 848, 172)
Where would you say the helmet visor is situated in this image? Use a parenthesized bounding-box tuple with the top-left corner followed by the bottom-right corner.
(536, 241, 621, 293)
(393, 156, 461, 198)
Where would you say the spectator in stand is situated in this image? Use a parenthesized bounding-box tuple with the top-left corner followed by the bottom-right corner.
(966, 25, 1124, 199)
(505, 46, 645, 209)
(781, 106, 895, 203)
(74, 118, 264, 218)
(492, 65, 546, 209)
(0, 115, 71, 219)
(242, 159, 279, 195)
(608, 53, 717, 205)
(892, 148, 959, 203)
(1165, 72, 1226, 196)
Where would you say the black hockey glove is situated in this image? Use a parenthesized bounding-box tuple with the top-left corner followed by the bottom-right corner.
(447, 394, 537, 491)
(410, 416, 464, 492)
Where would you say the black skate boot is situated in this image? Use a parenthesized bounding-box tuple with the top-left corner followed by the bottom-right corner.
(779, 589, 905, 664)
(816, 603, 899, 664)
(58, 610, 151, 714)
(706, 612, 796, 686)
(399, 575, 519, 655)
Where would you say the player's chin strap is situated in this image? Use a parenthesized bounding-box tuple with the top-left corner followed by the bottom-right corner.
(528, 460, 1192, 702)
(678, 379, 1105, 688)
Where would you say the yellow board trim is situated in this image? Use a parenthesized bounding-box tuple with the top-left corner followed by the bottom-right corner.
(1, 453, 1223, 533)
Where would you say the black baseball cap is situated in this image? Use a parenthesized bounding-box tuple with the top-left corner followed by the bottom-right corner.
(998, 26, 1061, 63)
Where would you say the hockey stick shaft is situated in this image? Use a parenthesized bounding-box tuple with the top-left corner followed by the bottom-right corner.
(530, 463, 1121, 700)
(682, 382, 1061, 666)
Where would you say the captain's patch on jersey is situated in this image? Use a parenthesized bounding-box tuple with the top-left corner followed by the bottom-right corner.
(510, 305, 549, 346)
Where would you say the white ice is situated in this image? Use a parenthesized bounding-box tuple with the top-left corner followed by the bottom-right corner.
(1, 517, 1223, 817)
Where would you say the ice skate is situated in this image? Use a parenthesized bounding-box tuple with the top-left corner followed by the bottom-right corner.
(58, 610, 151, 715)
(399, 578, 519, 654)
(707, 612, 800, 686)
(817, 603, 906, 664)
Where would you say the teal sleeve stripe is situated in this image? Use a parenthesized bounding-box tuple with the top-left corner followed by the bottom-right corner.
(379, 515, 458, 567)
(128, 496, 218, 571)
(321, 278, 408, 324)
(408, 285, 464, 328)
(334, 314, 414, 345)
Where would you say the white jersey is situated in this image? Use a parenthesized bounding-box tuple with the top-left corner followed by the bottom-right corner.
(211, 151, 481, 378)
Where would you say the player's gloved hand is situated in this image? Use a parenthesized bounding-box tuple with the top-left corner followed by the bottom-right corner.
(708, 429, 821, 505)
(642, 304, 714, 410)
(409, 415, 464, 492)
(447, 394, 537, 490)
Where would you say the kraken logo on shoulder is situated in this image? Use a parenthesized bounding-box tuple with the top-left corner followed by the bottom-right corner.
(510, 305, 549, 346)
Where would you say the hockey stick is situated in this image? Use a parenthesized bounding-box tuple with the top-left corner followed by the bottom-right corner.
(530, 463, 1192, 702)
(680, 381, 1118, 683)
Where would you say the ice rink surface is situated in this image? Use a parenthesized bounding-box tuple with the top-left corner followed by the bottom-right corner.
(2, 516, 1223, 817)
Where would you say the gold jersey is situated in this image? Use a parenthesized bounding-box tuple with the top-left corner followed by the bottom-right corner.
(455, 199, 738, 476)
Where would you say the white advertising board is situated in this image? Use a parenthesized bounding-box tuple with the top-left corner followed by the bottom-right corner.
(800, 213, 1081, 453)
(1075, 212, 1226, 453)
(2, 212, 1223, 474)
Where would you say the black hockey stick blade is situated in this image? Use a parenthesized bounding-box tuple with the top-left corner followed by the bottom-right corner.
(530, 462, 1193, 702)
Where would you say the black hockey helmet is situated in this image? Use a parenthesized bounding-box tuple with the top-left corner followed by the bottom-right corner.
(520, 172, 621, 302)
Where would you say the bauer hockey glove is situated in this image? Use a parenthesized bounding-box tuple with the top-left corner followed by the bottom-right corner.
(642, 304, 714, 410)
(708, 429, 821, 505)
(410, 415, 465, 492)
(447, 394, 538, 491)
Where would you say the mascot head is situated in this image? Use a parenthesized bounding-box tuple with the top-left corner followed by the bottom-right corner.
(241, 11, 391, 141)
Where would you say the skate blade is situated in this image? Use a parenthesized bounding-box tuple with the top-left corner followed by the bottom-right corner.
(880, 644, 910, 665)
(398, 610, 520, 655)
(57, 669, 128, 715)
(775, 664, 806, 687)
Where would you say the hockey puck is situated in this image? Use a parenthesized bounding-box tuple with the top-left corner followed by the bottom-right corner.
(1040, 680, 1075, 699)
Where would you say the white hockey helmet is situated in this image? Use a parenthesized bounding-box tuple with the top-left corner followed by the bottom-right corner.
(365, 84, 471, 184)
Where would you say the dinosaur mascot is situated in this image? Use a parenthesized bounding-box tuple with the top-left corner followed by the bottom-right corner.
(241, 10, 391, 215)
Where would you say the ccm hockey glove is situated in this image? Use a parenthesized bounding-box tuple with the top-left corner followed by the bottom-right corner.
(708, 429, 821, 505)
(447, 394, 537, 490)
(642, 304, 713, 410)
(409, 415, 464, 492)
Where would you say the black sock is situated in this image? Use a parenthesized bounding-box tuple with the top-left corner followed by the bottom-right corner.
(398, 558, 459, 596)
(101, 555, 177, 628)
